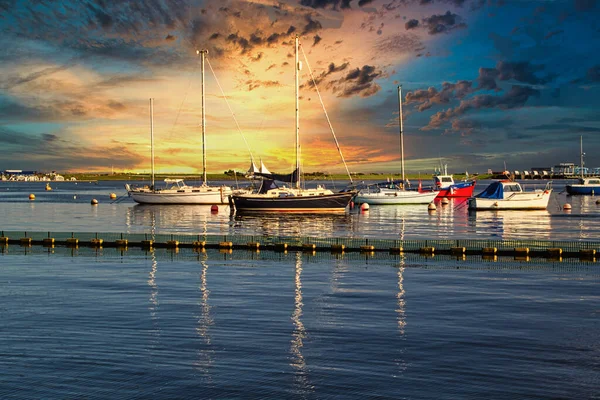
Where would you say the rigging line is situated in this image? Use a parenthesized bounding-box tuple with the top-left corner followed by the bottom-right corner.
(165, 61, 198, 140)
(299, 43, 353, 184)
(205, 57, 255, 164)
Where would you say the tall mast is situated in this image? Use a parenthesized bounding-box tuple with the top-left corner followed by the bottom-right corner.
(199, 49, 208, 185)
(398, 86, 405, 184)
(150, 98, 155, 191)
(580, 135, 584, 178)
(294, 36, 301, 189)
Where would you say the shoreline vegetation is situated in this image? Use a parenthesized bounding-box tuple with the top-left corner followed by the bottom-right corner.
(64, 171, 482, 182)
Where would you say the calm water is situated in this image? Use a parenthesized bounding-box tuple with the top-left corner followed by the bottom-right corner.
(1, 179, 599, 240)
(1, 179, 599, 399)
(0, 249, 599, 399)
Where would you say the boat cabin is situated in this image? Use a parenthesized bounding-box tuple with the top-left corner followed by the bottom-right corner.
(433, 175, 454, 189)
(475, 181, 522, 199)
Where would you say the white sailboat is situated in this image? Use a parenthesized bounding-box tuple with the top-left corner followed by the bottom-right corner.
(468, 180, 552, 210)
(354, 86, 438, 205)
(126, 50, 233, 205)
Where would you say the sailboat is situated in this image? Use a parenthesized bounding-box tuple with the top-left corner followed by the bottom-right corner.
(229, 36, 356, 213)
(126, 50, 233, 205)
(354, 86, 438, 205)
(566, 136, 600, 195)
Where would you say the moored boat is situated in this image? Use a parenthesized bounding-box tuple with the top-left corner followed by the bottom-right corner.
(468, 180, 552, 210)
(433, 166, 476, 198)
(230, 36, 356, 213)
(126, 50, 234, 205)
(354, 85, 438, 205)
(566, 136, 600, 195)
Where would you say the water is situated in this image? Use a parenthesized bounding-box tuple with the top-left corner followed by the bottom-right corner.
(1, 179, 599, 398)
(1, 179, 599, 240)
(0, 249, 598, 399)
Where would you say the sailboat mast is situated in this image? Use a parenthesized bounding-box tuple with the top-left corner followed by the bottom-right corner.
(200, 49, 208, 185)
(398, 86, 405, 184)
(294, 36, 300, 189)
(150, 98, 155, 191)
(580, 135, 584, 178)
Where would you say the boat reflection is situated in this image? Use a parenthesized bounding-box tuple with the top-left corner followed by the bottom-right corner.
(233, 212, 353, 238)
(395, 257, 407, 374)
(468, 209, 552, 239)
(127, 204, 228, 234)
(289, 252, 312, 394)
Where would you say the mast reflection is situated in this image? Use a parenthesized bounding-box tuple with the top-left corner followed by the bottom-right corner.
(290, 252, 312, 394)
(395, 257, 407, 373)
(194, 251, 214, 379)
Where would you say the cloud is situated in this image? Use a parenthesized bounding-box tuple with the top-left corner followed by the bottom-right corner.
(330, 65, 383, 97)
(425, 85, 540, 129)
(405, 19, 419, 30)
(405, 81, 473, 111)
(477, 61, 552, 90)
(422, 11, 467, 35)
(300, 0, 374, 9)
(313, 34, 322, 46)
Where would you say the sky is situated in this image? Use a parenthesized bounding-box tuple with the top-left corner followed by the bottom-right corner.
(1, 0, 600, 176)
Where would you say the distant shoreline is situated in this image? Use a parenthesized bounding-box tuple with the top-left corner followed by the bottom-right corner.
(63, 172, 478, 181)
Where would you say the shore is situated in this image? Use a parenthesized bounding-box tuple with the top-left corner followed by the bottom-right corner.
(65, 172, 479, 181)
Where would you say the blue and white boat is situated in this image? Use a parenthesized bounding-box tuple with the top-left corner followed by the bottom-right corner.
(468, 180, 552, 210)
(566, 136, 600, 195)
(566, 177, 600, 195)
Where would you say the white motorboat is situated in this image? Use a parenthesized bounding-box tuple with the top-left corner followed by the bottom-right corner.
(468, 180, 552, 210)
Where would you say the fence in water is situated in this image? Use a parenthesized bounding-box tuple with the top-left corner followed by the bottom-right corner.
(0, 230, 599, 261)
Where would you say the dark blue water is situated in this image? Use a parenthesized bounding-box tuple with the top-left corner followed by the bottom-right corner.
(0, 249, 598, 399)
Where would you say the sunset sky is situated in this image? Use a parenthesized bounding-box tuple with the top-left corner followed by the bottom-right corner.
(1, 0, 599, 176)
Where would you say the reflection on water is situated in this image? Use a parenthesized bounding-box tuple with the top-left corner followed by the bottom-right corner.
(128, 204, 219, 235)
(194, 251, 214, 380)
(233, 213, 353, 238)
(469, 209, 552, 239)
(290, 252, 312, 395)
(395, 258, 407, 374)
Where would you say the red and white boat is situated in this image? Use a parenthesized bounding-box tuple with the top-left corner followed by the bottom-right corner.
(433, 166, 476, 198)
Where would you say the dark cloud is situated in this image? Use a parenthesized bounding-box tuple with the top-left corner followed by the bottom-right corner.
(425, 85, 540, 129)
(422, 11, 466, 35)
(405, 19, 419, 30)
(86, 3, 113, 29)
(477, 61, 551, 90)
(574, 0, 597, 11)
(544, 29, 563, 40)
(302, 16, 323, 35)
(165, 34, 176, 41)
(313, 35, 322, 46)
(1, 61, 77, 90)
(330, 65, 382, 97)
(406, 81, 473, 111)
(299, 0, 373, 9)
(374, 33, 422, 55)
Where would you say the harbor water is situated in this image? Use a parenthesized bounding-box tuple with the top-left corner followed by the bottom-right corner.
(1, 179, 599, 399)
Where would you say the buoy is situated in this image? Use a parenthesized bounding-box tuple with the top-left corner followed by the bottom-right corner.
(360, 203, 370, 211)
(350, 201, 354, 209)
(596, 199, 600, 205)
(45, 183, 52, 191)
(29, 193, 35, 200)
(109, 193, 117, 200)
(91, 199, 98, 205)
(73, 195, 77, 199)
(563, 203, 571, 210)
(428, 202, 436, 210)
(441, 198, 449, 205)
(211, 204, 219, 213)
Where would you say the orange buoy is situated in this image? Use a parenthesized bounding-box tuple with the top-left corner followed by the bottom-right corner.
(596, 199, 600, 205)
(427, 202, 436, 211)
(29, 193, 35, 200)
(441, 198, 449, 205)
(109, 193, 117, 200)
(360, 203, 370, 211)
(211, 205, 219, 213)
(350, 201, 354, 209)
(563, 203, 571, 210)
(91, 199, 98, 205)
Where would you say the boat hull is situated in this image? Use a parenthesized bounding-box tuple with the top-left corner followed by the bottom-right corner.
(566, 184, 600, 195)
(128, 187, 232, 205)
(231, 191, 355, 213)
(468, 190, 552, 210)
(435, 181, 476, 198)
(354, 189, 438, 205)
